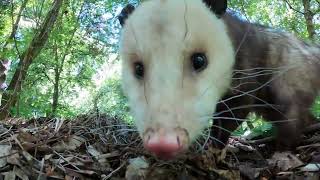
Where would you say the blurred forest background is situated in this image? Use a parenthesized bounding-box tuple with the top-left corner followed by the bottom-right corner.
(0, 0, 319, 134)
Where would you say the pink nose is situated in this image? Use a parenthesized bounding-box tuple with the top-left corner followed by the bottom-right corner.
(143, 128, 188, 159)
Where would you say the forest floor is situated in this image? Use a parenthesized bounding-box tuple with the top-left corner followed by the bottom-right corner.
(0, 114, 319, 180)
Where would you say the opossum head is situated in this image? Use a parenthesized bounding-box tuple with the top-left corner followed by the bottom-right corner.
(118, 0, 234, 159)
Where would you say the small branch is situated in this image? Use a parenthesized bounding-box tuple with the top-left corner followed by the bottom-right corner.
(102, 161, 126, 180)
(303, 122, 320, 134)
(237, 136, 274, 145)
(283, 0, 305, 15)
(239, 1, 250, 21)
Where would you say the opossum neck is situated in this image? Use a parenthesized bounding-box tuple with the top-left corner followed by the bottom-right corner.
(222, 13, 271, 71)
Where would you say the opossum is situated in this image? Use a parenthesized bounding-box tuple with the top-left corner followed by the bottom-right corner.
(117, 0, 320, 159)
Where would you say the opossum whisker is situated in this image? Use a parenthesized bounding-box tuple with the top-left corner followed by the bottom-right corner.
(204, 115, 299, 124)
(198, 60, 288, 106)
(198, 116, 247, 122)
(209, 125, 263, 161)
(194, 139, 205, 151)
(228, 88, 286, 117)
(210, 124, 234, 134)
(198, 127, 211, 151)
(213, 104, 281, 116)
(234, 22, 250, 57)
(221, 70, 288, 103)
(268, 118, 299, 124)
(232, 72, 274, 79)
(232, 68, 282, 76)
(231, 72, 277, 80)
(199, 57, 305, 102)
(231, 65, 290, 79)
(195, 103, 281, 120)
(233, 66, 289, 72)
(199, 132, 240, 164)
(231, 81, 266, 89)
(198, 133, 226, 149)
(220, 100, 236, 118)
(196, 27, 250, 101)
(229, 60, 309, 97)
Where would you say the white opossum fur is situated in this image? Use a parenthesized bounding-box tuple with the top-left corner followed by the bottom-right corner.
(118, 0, 320, 158)
(120, 0, 234, 145)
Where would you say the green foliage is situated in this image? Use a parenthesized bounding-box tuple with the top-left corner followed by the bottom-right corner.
(1, 0, 137, 118)
(312, 96, 320, 119)
(94, 76, 132, 123)
(0, 0, 11, 38)
(232, 113, 274, 139)
(229, 0, 319, 41)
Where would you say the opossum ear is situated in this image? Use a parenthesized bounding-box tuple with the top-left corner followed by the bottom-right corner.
(118, 4, 135, 27)
(202, 0, 227, 16)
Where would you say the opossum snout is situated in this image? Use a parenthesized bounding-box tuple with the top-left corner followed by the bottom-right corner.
(143, 127, 189, 159)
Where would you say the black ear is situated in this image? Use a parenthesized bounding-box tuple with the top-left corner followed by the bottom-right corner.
(203, 0, 227, 16)
(118, 4, 135, 27)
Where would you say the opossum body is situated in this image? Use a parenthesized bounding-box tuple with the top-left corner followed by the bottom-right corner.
(118, 0, 320, 159)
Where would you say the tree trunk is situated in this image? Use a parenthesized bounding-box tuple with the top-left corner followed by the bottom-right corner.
(51, 42, 60, 116)
(302, 0, 316, 40)
(1, 0, 29, 52)
(0, 0, 63, 120)
(0, 0, 29, 103)
(50, 2, 84, 117)
(51, 65, 60, 116)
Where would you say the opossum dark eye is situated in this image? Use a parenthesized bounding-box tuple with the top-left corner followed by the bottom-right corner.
(191, 53, 208, 72)
(133, 62, 144, 79)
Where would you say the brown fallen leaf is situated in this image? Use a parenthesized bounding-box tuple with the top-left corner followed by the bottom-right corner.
(267, 152, 304, 172)
(18, 130, 38, 143)
(0, 144, 11, 168)
(52, 135, 86, 152)
(238, 163, 266, 180)
(300, 163, 320, 172)
(125, 157, 149, 180)
(44, 154, 54, 160)
(65, 167, 96, 176)
(3, 171, 16, 180)
(22, 151, 34, 162)
(6, 151, 20, 166)
(13, 166, 29, 180)
(50, 156, 74, 165)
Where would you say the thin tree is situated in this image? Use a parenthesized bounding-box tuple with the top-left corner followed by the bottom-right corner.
(0, 0, 63, 120)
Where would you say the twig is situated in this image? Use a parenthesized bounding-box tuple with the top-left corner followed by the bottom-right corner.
(283, 0, 305, 15)
(296, 143, 320, 150)
(0, 151, 19, 159)
(246, 137, 274, 145)
(103, 161, 126, 180)
(303, 135, 320, 144)
(0, 126, 12, 137)
(303, 122, 320, 133)
(37, 158, 45, 180)
(12, 134, 25, 151)
(52, 150, 81, 171)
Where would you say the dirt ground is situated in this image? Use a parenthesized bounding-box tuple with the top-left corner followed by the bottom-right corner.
(0, 114, 319, 180)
